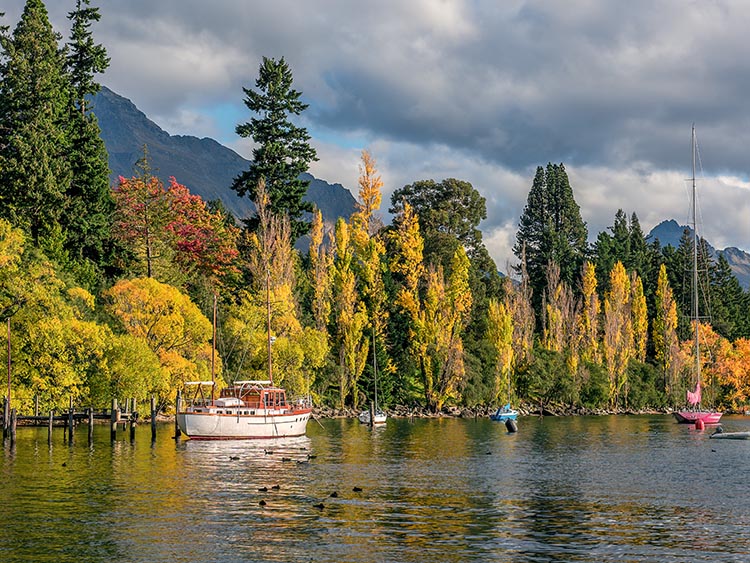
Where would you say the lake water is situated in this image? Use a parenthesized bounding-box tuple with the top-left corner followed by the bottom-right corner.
(2, 414, 750, 562)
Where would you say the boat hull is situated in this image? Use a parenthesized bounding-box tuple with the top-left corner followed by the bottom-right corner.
(673, 410, 723, 424)
(176, 409, 311, 440)
(490, 409, 518, 422)
(358, 411, 387, 425)
(710, 431, 750, 440)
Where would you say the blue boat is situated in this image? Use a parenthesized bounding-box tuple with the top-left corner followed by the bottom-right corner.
(490, 403, 518, 422)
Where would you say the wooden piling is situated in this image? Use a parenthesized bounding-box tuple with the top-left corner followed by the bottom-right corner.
(110, 398, 118, 442)
(174, 389, 182, 439)
(68, 409, 74, 444)
(129, 412, 136, 442)
(150, 396, 157, 443)
(34, 395, 39, 417)
(48, 410, 53, 445)
(88, 408, 94, 445)
(2, 395, 7, 439)
(10, 407, 16, 445)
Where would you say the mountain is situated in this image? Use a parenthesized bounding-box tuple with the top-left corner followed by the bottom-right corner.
(92, 86, 357, 225)
(648, 219, 750, 289)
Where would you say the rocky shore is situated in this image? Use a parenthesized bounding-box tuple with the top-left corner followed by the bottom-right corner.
(312, 403, 673, 419)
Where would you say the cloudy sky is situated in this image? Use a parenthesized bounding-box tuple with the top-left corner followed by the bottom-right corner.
(6, 0, 750, 270)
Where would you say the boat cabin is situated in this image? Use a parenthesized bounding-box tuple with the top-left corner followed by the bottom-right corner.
(182, 380, 300, 414)
(220, 380, 289, 409)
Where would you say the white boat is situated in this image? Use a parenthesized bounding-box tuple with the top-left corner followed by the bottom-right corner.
(358, 409, 387, 425)
(709, 426, 750, 440)
(359, 330, 387, 425)
(177, 286, 311, 440)
(176, 380, 311, 440)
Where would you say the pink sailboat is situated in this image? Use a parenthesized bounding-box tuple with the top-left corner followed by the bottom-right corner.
(674, 381, 722, 424)
(673, 125, 721, 425)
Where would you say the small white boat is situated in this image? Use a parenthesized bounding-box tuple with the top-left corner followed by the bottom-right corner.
(358, 409, 387, 425)
(709, 427, 750, 440)
(359, 330, 387, 426)
(490, 403, 518, 422)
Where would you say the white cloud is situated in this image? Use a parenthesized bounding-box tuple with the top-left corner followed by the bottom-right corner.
(6, 0, 750, 265)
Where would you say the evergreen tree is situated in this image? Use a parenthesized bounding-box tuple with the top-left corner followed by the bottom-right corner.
(63, 0, 113, 284)
(710, 253, 746, 340)
(232, 56, 318, 240)
(0, 0, 71, 246)
(514, 163, 588, 316)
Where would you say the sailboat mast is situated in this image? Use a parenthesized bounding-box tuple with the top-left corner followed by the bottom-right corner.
(266, 267, 273, 385)
(372, 329, 378, 409)
(211, 293, 217, 402)
(691, 124, 700, 391)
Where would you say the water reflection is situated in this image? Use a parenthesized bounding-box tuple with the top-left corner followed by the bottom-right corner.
(3, 416, 750, 562)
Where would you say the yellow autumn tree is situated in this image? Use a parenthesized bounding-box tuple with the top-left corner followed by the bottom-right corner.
(578, 261, 600, 364)
(603, 261, 632, 408)
(104, 277, 213, 402)
(246, 180, 300, 337)
(653, 264, 679, 401)
(543, 261, 579, 377)
(332, 218, 369, 408)
(505, 263, 534, 367)
(630, 272, 648, 363)
(229, 180, 325, 397)
(418, 246, 473, 411)
(350, 150, 390, 388)
(390, 202, 424, 320)
(389, 201, 426, 399)
(309, 208, 332, 333)
(488, 298, 514, 403)
(714, 338, 750, 410)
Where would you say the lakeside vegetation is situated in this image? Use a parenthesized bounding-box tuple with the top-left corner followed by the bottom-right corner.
(2, 1, 750, 416)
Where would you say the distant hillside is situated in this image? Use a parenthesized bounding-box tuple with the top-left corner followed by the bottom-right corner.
(93, 86, 357, 225)
(648, 219, 750, 289)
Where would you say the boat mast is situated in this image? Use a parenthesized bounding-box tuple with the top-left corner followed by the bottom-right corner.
(691, 124, 700, 400)
(372, 329, 378, 410)
(211, 293, 217, 402)
(266, 266, 273, 385)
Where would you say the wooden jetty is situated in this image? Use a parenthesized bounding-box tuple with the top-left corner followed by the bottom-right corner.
(2, 395, 161, 446)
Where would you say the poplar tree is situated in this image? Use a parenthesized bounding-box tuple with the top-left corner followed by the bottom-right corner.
(232, 56, 318, 239)
(0, 0, 71, 246)
(603, 261, 633, 408)
(488, 298, 514, 403)
(653, 264, 679, 399)
(308, 209, 332, 333)
(351, 150, 391, 405)
(63, 0, 113, 281)
(389, 202, 425, 401)
(631, 272, 648, 363)
(332, 218, 368, 408)
(579, 261, 601, 364)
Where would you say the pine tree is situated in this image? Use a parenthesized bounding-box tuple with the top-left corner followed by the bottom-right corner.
(0, 0, 71, 245)
(514, 163, 588, 316)
(62, 0, 112, 283)
(232, 57, 318, 240)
